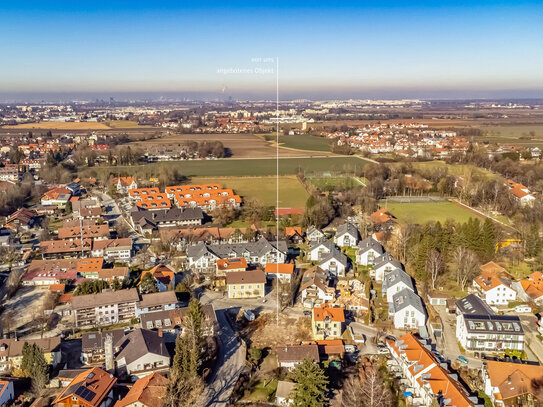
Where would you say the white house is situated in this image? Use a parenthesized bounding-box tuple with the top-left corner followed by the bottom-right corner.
(389, 288, 426, 330)
(374, 253, 403, 282)
(116, 177, 138, 194)
(472, 275, 517, 306)
(306, 226, 325, 242)
(456, 313, 524, 353)
(265, 263, 295, 283)
(115, 329, 170, 381)
(382, 269, 414, 303)
(300, 267, 334, 308)
(319, 250, 348, 278)
(356, 237, 384, 266)
(308, 239, 336, 262)
(333, 223, 359, 248)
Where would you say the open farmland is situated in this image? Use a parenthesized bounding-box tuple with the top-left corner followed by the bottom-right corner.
(129, 132, 334, 159)
(4, 121, 112, 130)
(191, 176, 309, 207)
(380, 200, 484, 225)
(478, 125, 543, 146)
(79, 156, 367, 178)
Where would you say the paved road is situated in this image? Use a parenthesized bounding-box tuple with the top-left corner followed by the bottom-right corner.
(202, 308, 246, 407)
(434, 307, 483, 369)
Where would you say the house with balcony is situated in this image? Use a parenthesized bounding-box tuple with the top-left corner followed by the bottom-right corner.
(386, 333, 480, 407)
(355, 237, 384, 266)
(311, 305, 344, 340)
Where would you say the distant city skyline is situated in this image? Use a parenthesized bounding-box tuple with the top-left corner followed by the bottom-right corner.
(1, 0, 543, 100)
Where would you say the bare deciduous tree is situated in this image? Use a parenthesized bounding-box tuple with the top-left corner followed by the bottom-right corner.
(426, 249, 445, 290)
(359, 369, 392, 407)
(452, 246, 480, 291)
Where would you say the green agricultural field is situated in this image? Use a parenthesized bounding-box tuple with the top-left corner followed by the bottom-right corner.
(479, 125, 543, 147)
(191, 176, 309, 207)
(278, 135, 331, 151)
(307, 176, 361, 191)
(79, 156, 367, 178)
(380, 201, 484, 225)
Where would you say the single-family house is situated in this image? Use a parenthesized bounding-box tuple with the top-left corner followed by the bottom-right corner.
(333, 223, 359, 248)
(389, 289, 426, 330)
(374, 253, 403, 282)
(356, 237, 384, 266)
(52, 367, 117, 407)
(311, 305, 344, 340)
(382, 269, 414, 303)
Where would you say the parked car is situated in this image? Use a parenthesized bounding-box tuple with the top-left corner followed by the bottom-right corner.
(457, 356, 468, 364)
(303, 310, 312, 316)
(378, 347, 390, 355)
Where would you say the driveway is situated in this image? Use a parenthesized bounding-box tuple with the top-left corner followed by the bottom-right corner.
(201, 308, 247, 407)
(434, 306, 483, 368)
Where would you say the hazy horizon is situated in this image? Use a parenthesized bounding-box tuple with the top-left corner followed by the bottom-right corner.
(1, 1, 543, 100)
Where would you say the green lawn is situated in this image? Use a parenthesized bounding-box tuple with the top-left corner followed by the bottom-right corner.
(380, 201, 483, 225)
(278, 135, 331, 151)
(307, 176, 361, 191)
(191, 176, 309, 207)
(79, 156, 365, 178)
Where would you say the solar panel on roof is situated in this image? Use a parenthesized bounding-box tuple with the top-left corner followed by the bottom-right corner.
(75, 386, 96, 402)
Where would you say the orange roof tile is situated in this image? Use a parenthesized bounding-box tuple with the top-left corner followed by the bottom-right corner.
(264, 263, 295, 275)
(312, 305, 345, 322)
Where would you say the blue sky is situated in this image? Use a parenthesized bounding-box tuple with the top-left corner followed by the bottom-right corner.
(1, 1, 543, 100)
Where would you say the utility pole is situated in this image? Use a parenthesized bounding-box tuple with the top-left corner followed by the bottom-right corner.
(276, 57, 280, 329)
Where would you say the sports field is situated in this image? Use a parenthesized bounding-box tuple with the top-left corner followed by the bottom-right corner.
(191, 176, 309, 207)
(306, 176, 361, 190)
(79, 156, 367, 178)
(380, 201, 483, 225)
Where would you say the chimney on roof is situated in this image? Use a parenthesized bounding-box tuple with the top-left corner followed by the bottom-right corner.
(104, 334, 114, 372)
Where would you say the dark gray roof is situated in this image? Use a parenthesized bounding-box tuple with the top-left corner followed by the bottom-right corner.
(187, 237, 287, 261)
(374, 253, 403, 270)
(115, 328, 170, 365)
(131, 207, 204, 225)
(383, 269, 414, 292)
(391, 288, 425, 314)
(462, 314, 523, 335)
(309, 239, 336, 253)
(82, 329, 125, 351)
(336, 223, 359, 239)
(455, 294, 494, 316)
(140, 304, 217, 331)
(357, 237, 384, 255)
(319, 249, 348, 267)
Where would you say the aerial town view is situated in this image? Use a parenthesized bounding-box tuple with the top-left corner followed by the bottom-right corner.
(1, 1, 543, 407)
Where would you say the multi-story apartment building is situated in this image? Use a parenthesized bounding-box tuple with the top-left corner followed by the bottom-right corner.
(387, 333, 480, 407)
(71, 289, 140, 328)
(455, 294, 524, 353)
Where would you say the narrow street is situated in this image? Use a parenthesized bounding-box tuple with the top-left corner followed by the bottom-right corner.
(201, 308, 247, 407)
